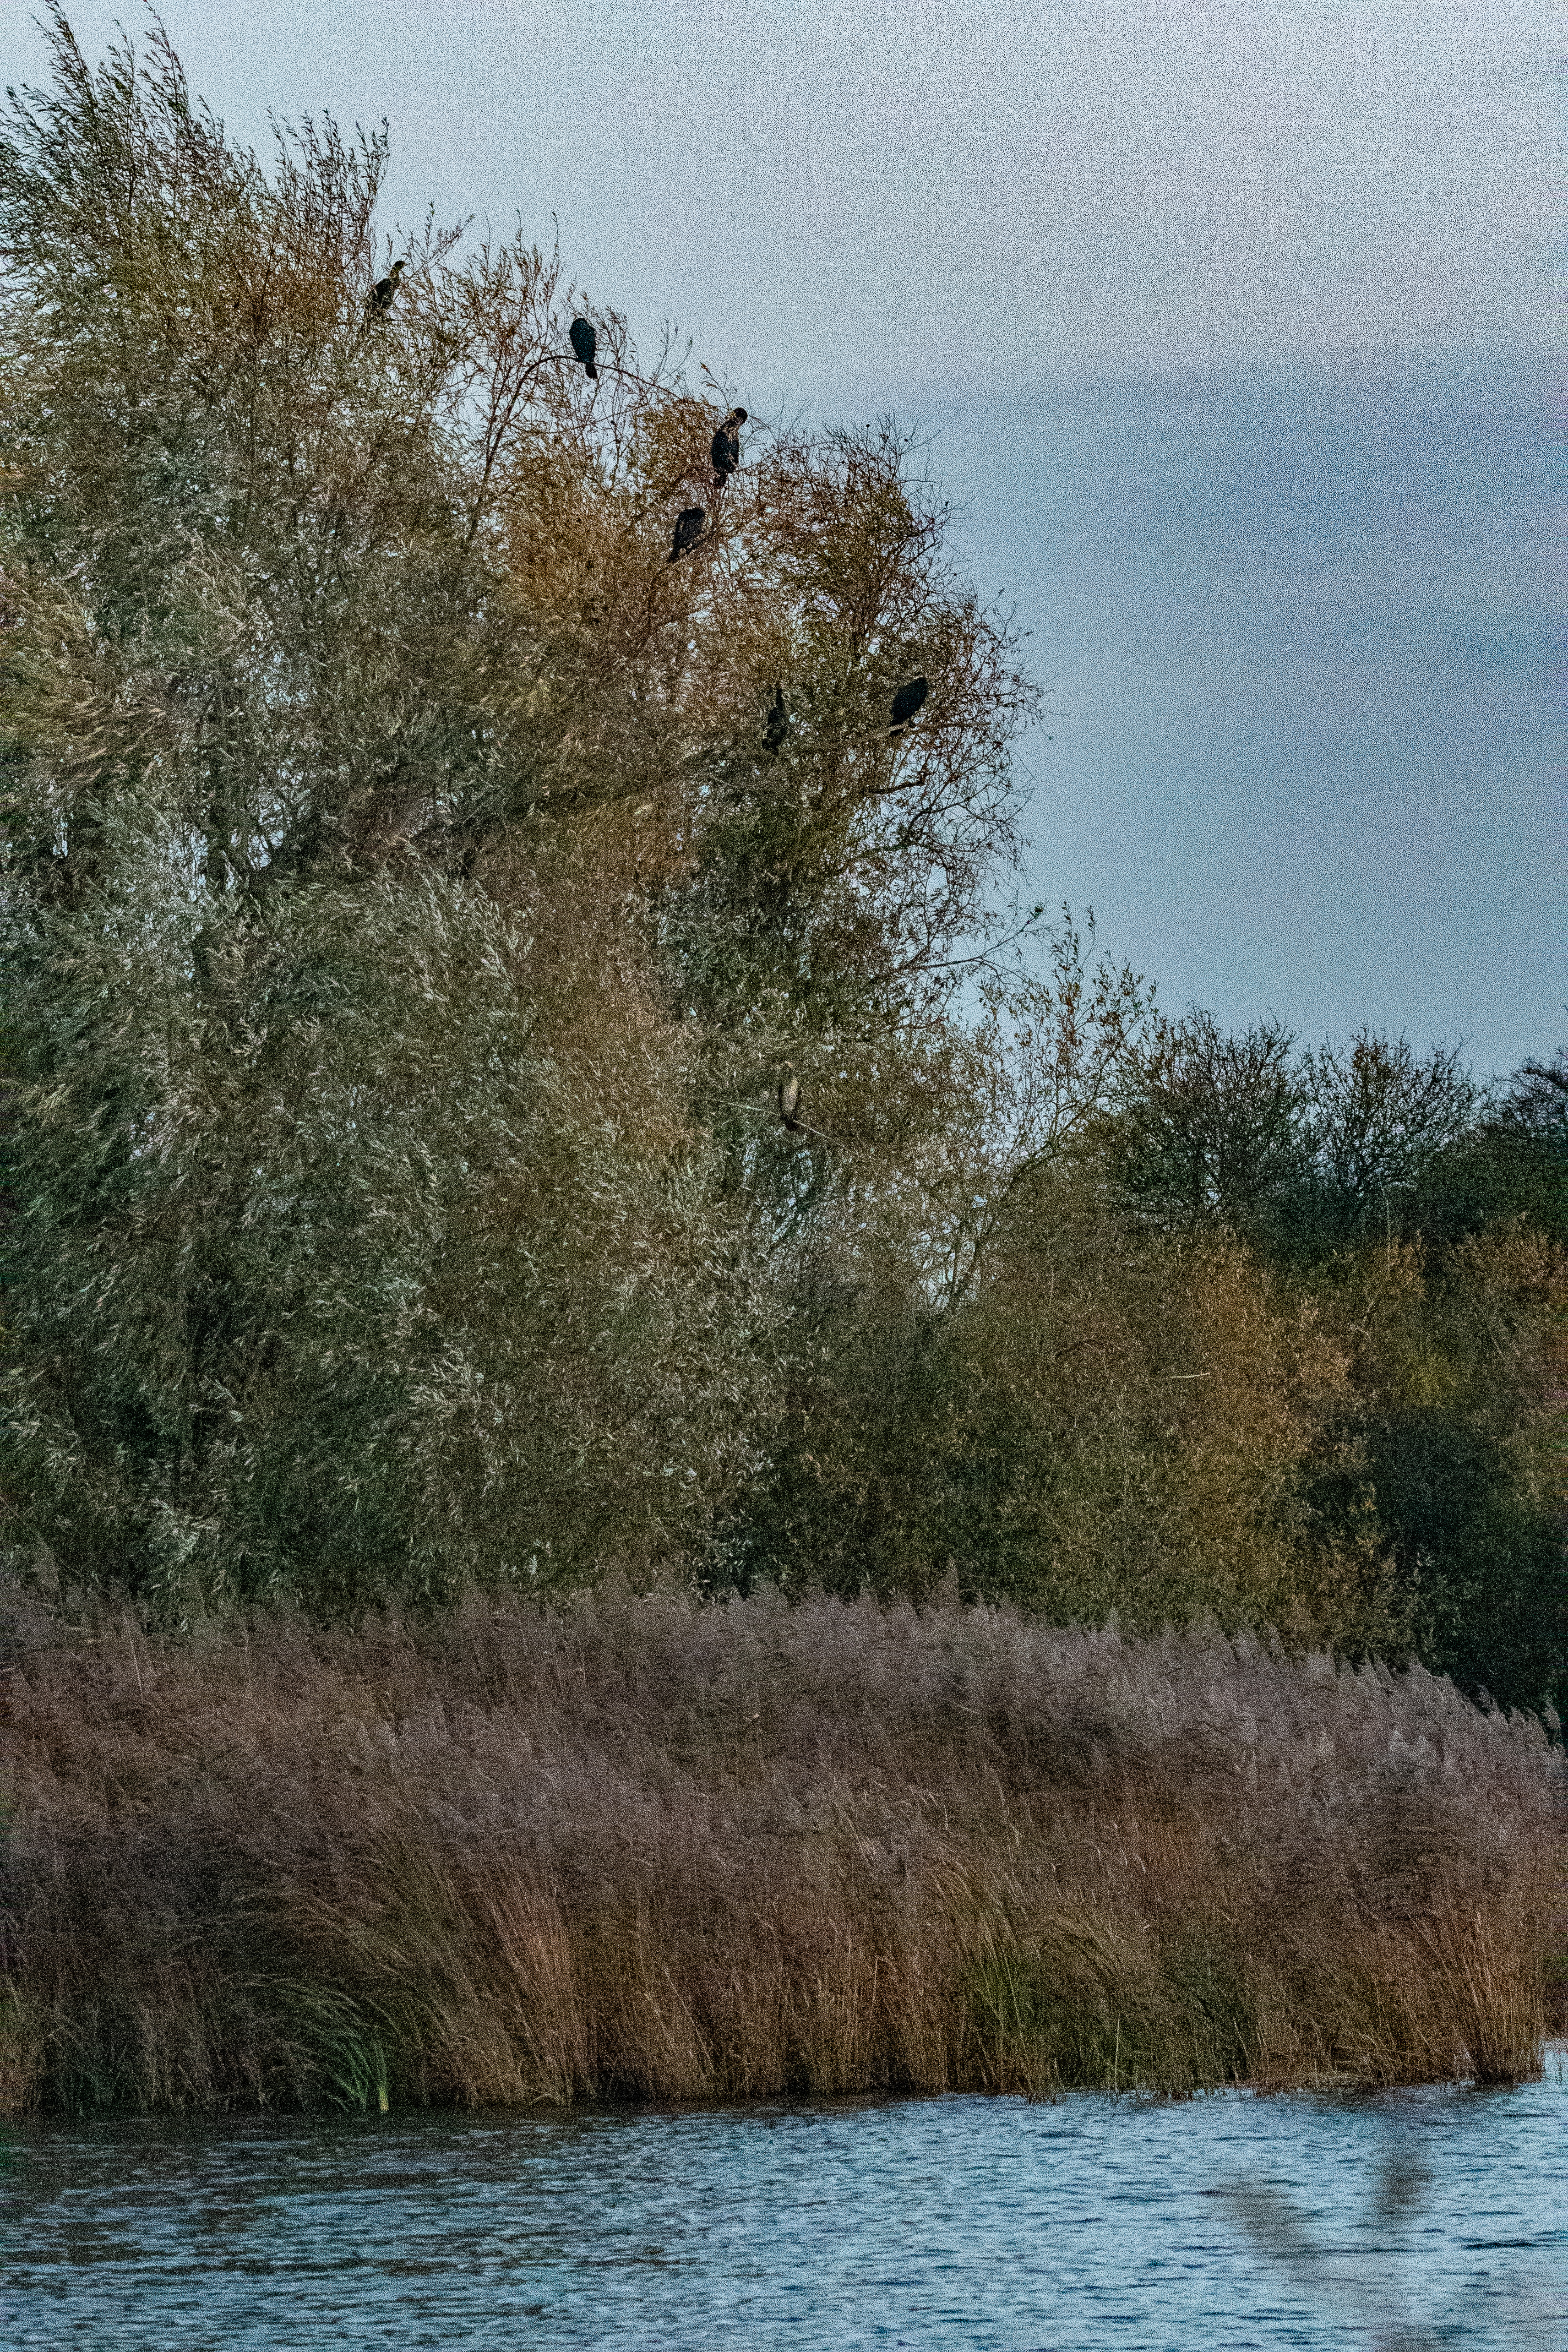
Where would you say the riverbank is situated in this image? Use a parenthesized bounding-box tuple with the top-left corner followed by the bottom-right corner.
(2, 1585, 1562, 2114)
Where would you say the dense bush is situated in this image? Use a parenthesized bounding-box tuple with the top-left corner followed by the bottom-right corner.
(1091, 1022, 1567, 1709)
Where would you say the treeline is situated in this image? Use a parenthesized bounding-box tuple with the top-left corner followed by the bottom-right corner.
(1, 15, 1564, 1714)
(752, 1022, 1567, 1713)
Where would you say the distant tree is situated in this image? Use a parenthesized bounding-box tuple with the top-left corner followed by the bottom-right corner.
(1304, 1228, 1567, 1719)
(1299, 1031, 1477, 1245)
(1107, 1012, 1310, 1245)
(1106, 1020, 1560, 1261)
(922, 911, 1155, 1305)
(1488, 1046, 1568, 1241)
(718, 914, 1158, 1594)
(1398, 1044, 1568, 1250)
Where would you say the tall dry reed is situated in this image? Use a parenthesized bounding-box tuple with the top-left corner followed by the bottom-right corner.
(1, 1581, 1561, 2114)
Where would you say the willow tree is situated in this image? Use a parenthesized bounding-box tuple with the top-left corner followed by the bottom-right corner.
(0, 12, 1035, 1614)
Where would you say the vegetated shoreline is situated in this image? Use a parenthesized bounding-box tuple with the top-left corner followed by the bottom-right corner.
(1, 1581, 1562, 2119)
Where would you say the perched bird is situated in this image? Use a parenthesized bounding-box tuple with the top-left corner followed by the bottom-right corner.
(889, 674, 928, 737)
(764, 684, 790, 754)
(569, 316, 598, 379)
(669, 505, 706, 562)
(368, 259, 406, 316)
(710, 407, 748, 480)
(777, 1069, 804, 1131)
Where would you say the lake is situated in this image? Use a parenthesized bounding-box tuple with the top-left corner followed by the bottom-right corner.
(4, 2051, 1564, 2349)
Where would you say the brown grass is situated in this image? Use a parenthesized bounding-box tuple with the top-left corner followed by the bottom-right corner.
(1, 1580, 1562, 2114)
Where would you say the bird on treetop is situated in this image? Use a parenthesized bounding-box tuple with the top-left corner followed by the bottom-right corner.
(569, 317, 598, 379)
(368, 259, 405, 316)
(889, 675, 928, 736)
(711, 408, 748, 480)
(669, 505, 706, 562)
(764, 685, 789, 754)
(777, 1069, 803, 1131)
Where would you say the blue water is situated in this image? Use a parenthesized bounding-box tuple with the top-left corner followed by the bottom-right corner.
(4, 2054, 1565, 2349)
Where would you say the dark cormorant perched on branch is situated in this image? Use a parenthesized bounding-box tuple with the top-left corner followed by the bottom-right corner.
(889, 675, 928, 736)
(764, 685, 789, 753)
(711, 408, 748, 479)
(669, 505, 706, 562)
(569, 317, 598, 379)
(368, 259, 405, 315)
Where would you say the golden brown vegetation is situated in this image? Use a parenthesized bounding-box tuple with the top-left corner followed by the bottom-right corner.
(748, 1165, 1568, 1695)
(3, 1583, 1561, 2116)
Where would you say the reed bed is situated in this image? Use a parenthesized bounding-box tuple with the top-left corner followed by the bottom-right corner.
(1, 1582, 1562, 2115)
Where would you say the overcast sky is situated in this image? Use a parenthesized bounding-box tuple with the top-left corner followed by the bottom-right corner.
(6, 2, 1561, 1072)
(933, 358, 1558, 1079)
(9, 0, 1557, 401)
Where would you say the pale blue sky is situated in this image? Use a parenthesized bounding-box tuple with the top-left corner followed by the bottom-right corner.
(928, 358, 1559, 1079)
(6, 2, 1562, 1074)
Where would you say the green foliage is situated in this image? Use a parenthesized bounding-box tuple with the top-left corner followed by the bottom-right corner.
(1418, 1050, 1568, 1248)
(728, 1161, 1407, 1654)
(1109, 1012, 1559, 1262)
(0, 16, 1561, 1724)
(4, 829, 759, 1612)
(1303, 1229, 1568, 1717)
(1091, 1015, 1566, 1709)
(0, 12, 1027, 1616)
(969, 1918, 1257, 2094)
(268, 1984, 396, 2113)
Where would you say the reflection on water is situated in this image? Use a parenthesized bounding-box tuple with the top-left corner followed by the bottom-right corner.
(3, 2054, 1564, 2350)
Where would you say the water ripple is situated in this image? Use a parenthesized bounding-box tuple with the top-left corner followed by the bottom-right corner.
(2, 2055, 1564, 2350)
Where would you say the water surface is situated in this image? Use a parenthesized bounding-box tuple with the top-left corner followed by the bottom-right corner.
(5, 2054, 1565, 2349)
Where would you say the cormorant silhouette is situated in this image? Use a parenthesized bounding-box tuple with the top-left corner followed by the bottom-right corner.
(569, 317, 598, 379)
(368, 259, 405, 316)
(764, 685, 789, 754)
(711, 407, 748, 479)
(889, 675, 928, 736)
(669, 505, 706, 562)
